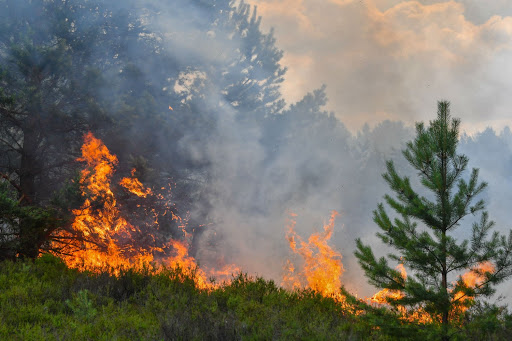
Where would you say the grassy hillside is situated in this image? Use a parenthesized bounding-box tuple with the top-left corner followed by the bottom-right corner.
(0, 255, 510, 340)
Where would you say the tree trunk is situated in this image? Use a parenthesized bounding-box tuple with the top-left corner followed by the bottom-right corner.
(18, 120, 41, 259)
(440, 116, 450, 341)
(441, 246, 449, 341)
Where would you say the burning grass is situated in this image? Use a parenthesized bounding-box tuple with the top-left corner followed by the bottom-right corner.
(1, 254, 510, 341)
(49, 132, 237, 288)
(48, 133, 348, 298)
(283, 211, 343, 298)
(0, 255, 373, 340)
(366, 261, 497, 325)
(30, 132, 504, 339)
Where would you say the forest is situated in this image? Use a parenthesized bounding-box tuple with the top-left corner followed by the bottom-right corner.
(2, 0, 512, 340)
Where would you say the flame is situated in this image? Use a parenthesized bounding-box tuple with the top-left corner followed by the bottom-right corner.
(369, 261, 495, 323)
(369, 263, 406, 305)
(71, 132, 126, 239)
(462, 261, 494, 288)
(283, 211, 344, 299)
(454, 261, 495, 303)
(120, 169, 153, 198)
(51, 132, 494, 321)
(50, 132, 236, 288)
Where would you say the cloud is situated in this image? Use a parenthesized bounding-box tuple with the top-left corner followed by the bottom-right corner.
(248, 0, 512, 133)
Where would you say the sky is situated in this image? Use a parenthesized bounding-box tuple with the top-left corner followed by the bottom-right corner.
(248, 0, 512, 133)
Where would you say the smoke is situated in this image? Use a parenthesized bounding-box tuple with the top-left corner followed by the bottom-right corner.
(250, 0, 512, 133)
(4, 0, 512, 302)
(98, 0, 512, 300)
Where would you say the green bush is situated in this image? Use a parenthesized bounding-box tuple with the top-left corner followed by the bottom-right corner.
(1, 255, 510, 340)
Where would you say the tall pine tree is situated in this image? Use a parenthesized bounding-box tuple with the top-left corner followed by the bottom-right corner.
(355, 101, 512, 340)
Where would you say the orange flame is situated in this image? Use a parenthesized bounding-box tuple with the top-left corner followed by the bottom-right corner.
(369, 263, 406, 305)
(54, 132, 495, 320)
(454, 261, 495, 303)
(120, 169, 153, 198)
(283, 211, 344, 299)
(51, 132, 236, 289)
(369, 261, 495, 323)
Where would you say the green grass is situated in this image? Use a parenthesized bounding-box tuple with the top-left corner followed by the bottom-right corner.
(0, 255, 510, 340)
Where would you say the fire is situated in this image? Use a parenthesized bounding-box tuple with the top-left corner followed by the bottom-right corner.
(369, 263, 407, 306)
(120, 169, 153, 198)
(50, 132, 495, 321)
(283, 211, 344, 299)
(462, 261, 494, 288)
(454, 261, 495, 303)
(70, 132, 127, 239)
(50, 132, 236, 289)
(369, 261, 495, 323)
(367, 263, 423, 320)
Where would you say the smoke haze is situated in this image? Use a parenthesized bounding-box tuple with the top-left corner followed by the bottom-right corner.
(250, 0, 512, 133)
(2, 0, 511, 303)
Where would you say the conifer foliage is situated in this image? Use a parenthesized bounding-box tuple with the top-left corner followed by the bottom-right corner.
(355, 101, 512, 340)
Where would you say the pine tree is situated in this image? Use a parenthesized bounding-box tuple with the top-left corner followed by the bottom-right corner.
(355, 101, 512, 340)
(0, 0, 288, 259)
(0, 0, 144, 259)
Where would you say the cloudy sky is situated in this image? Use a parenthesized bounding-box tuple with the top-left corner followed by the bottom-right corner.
(248, 0, 512, 133)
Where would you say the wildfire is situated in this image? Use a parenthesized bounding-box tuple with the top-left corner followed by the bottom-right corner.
(367, 263, 428, 322)
(74, 132, 123, 238)
(369, 261, 495, 323)
(120, 169, 153, 198)
(369, 263, 407, 306)
(454, 261, 495, 303)
(48, 132, 495, 323)
(50, 132, 236, 289)
(283, 211, 344, 299)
